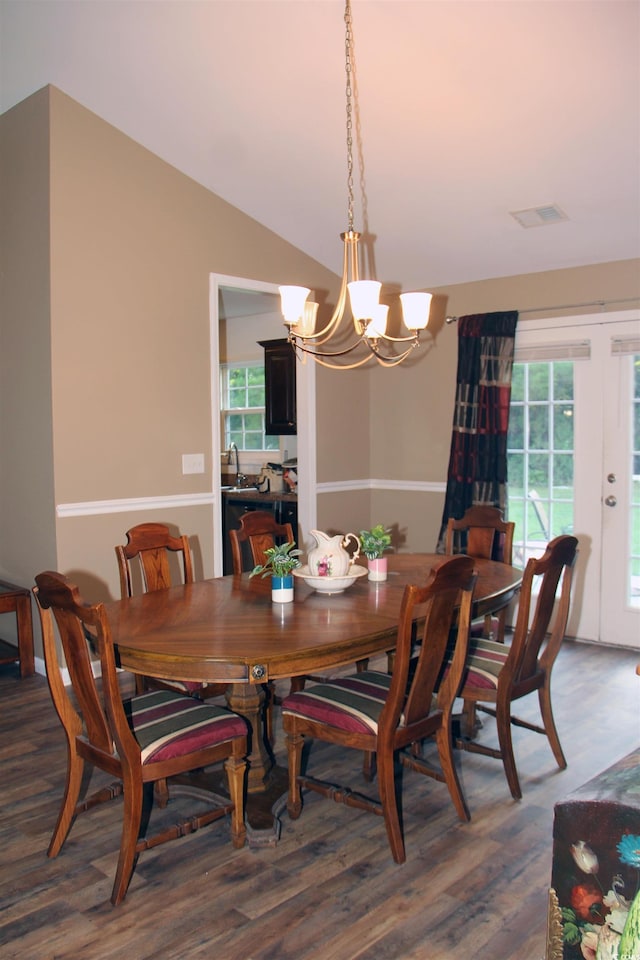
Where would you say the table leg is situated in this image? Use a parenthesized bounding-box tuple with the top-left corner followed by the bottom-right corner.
(226, 681, 274, 793)
(223, 682, 290, 846)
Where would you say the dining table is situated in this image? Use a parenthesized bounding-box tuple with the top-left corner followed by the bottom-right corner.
(106, 552, 522, 844)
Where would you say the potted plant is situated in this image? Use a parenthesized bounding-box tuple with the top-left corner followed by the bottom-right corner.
(359, 524, 392, 581)
(250, 541, 302, 603)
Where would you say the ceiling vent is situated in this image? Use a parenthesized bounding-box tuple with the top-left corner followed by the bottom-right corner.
(510, 204, 569, 228)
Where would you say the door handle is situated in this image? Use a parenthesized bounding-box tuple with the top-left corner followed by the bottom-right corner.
(604, 495, 617, 507)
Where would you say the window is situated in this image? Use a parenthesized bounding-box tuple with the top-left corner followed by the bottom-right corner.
(220, 363, 279, 452)
(508, 357, 577, 566)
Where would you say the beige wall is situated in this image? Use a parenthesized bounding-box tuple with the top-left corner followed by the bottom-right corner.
(2, 85, 639, 661)
(0, 87, 344, 626)
(328, 260, 640, 553)
(0, 88, 57, 584)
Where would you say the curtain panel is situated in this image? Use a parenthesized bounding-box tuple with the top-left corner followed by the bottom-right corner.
(437, 311, 519, 551)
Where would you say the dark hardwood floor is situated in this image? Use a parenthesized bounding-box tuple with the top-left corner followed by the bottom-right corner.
(1, 640, 638, 960)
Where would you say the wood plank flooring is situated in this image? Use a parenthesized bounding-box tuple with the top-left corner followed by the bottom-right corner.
(1, 639, 638, 960)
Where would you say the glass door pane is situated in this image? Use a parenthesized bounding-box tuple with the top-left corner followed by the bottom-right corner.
(508, 360, 574, 567)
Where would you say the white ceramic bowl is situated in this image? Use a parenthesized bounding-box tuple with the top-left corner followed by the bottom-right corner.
(292, 564, 368, 594)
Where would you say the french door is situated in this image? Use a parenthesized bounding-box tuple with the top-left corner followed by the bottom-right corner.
(508, 311, 639, 647)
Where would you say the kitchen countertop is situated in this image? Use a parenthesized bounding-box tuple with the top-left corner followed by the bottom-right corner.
(221, 488, 297, 502)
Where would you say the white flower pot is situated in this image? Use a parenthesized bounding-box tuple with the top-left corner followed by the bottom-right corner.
(271, 574, 294, 603)
(368, 557, 388, 582)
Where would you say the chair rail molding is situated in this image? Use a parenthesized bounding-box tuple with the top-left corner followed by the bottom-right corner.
(56, 492, 216, 518)
(316, 479, 446, 494)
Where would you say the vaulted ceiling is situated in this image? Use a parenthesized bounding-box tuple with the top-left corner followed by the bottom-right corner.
(1, 0, 638, 290)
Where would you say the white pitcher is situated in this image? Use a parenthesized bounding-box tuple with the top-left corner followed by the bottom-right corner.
(307, 529, 361, 578)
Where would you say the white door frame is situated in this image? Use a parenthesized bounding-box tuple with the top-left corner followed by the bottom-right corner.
(209, 274, 317, 577)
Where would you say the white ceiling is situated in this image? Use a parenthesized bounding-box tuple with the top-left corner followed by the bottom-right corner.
(1, 0, 639, 290)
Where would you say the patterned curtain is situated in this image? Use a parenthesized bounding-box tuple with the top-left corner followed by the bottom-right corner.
(436, 310, 519, 551)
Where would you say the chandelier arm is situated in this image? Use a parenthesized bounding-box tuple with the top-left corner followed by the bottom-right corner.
(292, 232, 358, 344)
(290, 330, 418, 368)
(372, 348, 417, 367)
(375, 332, 423, 344)
(289, 331, 370, 360)
(290, 338, 374, 371)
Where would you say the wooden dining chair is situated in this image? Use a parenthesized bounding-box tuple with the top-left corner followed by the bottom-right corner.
(115, 522, 226, 700)
(282, 555, 477, 864)
(229, 510, 295, 742)
(231, 510, 366, 716)
(445, 505, 516, 643)
(229, 510, 294, 575)
(455, 534, 578, 800)
(33, 571, 248, 905)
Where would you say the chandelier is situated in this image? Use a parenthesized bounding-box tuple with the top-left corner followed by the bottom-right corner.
(279, 0, 432, 370)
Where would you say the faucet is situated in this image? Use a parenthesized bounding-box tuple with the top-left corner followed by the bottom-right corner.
(227, 442, 247, 488)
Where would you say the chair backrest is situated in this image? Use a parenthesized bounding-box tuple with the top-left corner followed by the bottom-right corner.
(229, 510, 294, 574)
(445, 505, 515, 565)
(506, 535, 578, 685)
(380, 555, 477, 738)
(33, 572, 138, 766)
(115, 522, 194, 598)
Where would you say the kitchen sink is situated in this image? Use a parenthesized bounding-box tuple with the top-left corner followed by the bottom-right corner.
(220, 485, 259, 492)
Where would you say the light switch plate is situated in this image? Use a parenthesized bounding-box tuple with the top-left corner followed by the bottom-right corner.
(182, 453, 205, 475)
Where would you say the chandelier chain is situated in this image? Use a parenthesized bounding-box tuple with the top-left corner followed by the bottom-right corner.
(345, 0, 354, 233)
(279, 0, 433, 368)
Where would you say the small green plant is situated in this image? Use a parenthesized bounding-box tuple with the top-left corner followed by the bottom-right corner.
(249, 541, 303, 578)
(359, 524, 392, 560)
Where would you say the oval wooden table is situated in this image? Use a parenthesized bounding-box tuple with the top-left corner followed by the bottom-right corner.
(106, 553, 522, 843)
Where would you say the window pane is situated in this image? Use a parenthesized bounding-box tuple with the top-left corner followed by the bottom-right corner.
(511, 364, 524, 401)
(553, 362, 573, 400)
(244, 433, 262, 450)
(508, 451, 524, 489)
(248, 386, 265, 407)
(553, 453, 573, 489)
(529, 406, 549, 449)
(247, 366, 264, 386)
(508, 406, 524, 451)
(554, 404, 574, 450)
(228, 368, 246, 389)
(528, 364, 549, 401)
(528, 454, 550, 494)
(244, 413, 262, 431)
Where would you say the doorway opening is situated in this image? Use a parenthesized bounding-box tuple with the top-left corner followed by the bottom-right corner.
(209, 274, 317, 577)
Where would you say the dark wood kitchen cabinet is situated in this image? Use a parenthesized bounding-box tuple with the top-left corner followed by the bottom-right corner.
(259, 338, 296, 435)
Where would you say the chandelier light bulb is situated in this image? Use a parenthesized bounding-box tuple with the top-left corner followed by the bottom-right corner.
(280, 285, 310, 325)
(347, 280, 382, 321)
(365, 304, 389, 339)
(400, 292, 433, 331)
(299, 301, 319, 337)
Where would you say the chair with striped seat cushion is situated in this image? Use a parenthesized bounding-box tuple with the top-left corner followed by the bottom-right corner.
(445, 505, 515, 643)
(115, 522, 227, 701)
(34, 571, 248, 906)
(455, 534, 578, 800)
(282, 554, 477, 864)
